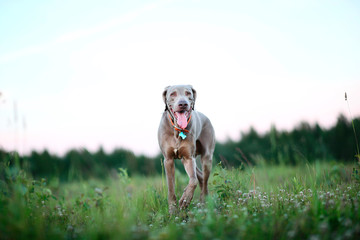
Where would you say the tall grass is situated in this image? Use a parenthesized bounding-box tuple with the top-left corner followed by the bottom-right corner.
(345, 92, 360, 184)
(345, 92, 360, 162)
(1, 154, 359, 240)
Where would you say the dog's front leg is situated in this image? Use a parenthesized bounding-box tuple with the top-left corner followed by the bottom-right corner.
(164, 158, 177, 214)
(179, 157, 198, 209)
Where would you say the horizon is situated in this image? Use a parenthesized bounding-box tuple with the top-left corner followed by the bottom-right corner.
(0, 111, 357, 158)
(1, 0, 360, 157)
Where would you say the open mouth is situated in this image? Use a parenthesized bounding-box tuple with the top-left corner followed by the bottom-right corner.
(171, 109, 191, 129)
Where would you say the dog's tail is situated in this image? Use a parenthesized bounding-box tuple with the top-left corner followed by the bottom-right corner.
(196, 167, 203, 185)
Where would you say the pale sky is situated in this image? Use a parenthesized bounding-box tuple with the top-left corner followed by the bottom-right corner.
(1, 0, 360, 156)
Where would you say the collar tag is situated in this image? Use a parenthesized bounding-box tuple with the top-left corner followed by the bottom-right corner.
(179, 132, 187, 140)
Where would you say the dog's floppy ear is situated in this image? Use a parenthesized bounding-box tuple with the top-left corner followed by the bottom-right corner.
(162, 86, 170, 111)
(191, 86, 197, 110)
(191, 86, 197, 102)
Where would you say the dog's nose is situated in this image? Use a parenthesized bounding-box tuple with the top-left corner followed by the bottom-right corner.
(178, 100, 188, 108)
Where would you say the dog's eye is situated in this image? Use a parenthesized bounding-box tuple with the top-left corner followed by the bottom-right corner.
(170, 92, 177, 97)
(185, 91, 192, 96)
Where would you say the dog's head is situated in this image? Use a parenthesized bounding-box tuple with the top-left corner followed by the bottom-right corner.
(162, 85, 197, 129)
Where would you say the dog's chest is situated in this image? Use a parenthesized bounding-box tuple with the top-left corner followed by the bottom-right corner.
(166, 135, 194, 159)
(173, 148, 180, 159)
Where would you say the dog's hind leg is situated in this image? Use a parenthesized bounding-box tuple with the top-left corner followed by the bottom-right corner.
(196, 166, 204, 189)
(200, 153, 212, 202)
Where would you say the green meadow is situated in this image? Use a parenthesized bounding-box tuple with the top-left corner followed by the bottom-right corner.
(1, 157, 359, 240)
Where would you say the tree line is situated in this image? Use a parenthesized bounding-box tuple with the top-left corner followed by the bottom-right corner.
(0, 114, 359, 181)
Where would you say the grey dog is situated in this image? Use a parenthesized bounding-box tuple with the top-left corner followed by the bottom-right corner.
(158, 85, 215, 213)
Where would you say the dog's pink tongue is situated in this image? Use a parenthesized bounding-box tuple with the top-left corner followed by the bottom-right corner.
(175, 112, 188, 129)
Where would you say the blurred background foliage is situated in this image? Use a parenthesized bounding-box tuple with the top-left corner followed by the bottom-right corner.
(1, 114, 359, 181)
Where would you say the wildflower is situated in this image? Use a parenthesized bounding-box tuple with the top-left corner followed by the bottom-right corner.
(344, 230, 353, 239)
(287, 230, 296, 238)
(95, 188, 103, 196)
(343, 218, 352, 227)
(309, 234, 320, 240)
(319, 222, 328, 233)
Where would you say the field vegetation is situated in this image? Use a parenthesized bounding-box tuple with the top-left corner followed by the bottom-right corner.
(1, 157, 359, 239)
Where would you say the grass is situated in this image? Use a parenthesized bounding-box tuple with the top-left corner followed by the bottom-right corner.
(0, 159, 359, 240)
(345, 92, 360, 162)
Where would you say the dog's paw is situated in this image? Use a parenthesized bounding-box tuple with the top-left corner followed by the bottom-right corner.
(168, 203, 177, 215)
(200, 190, 208, 203)
(179, 193, 193, 209)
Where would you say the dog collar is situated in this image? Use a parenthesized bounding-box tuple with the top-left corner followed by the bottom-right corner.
(167, 112, 192, 139)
